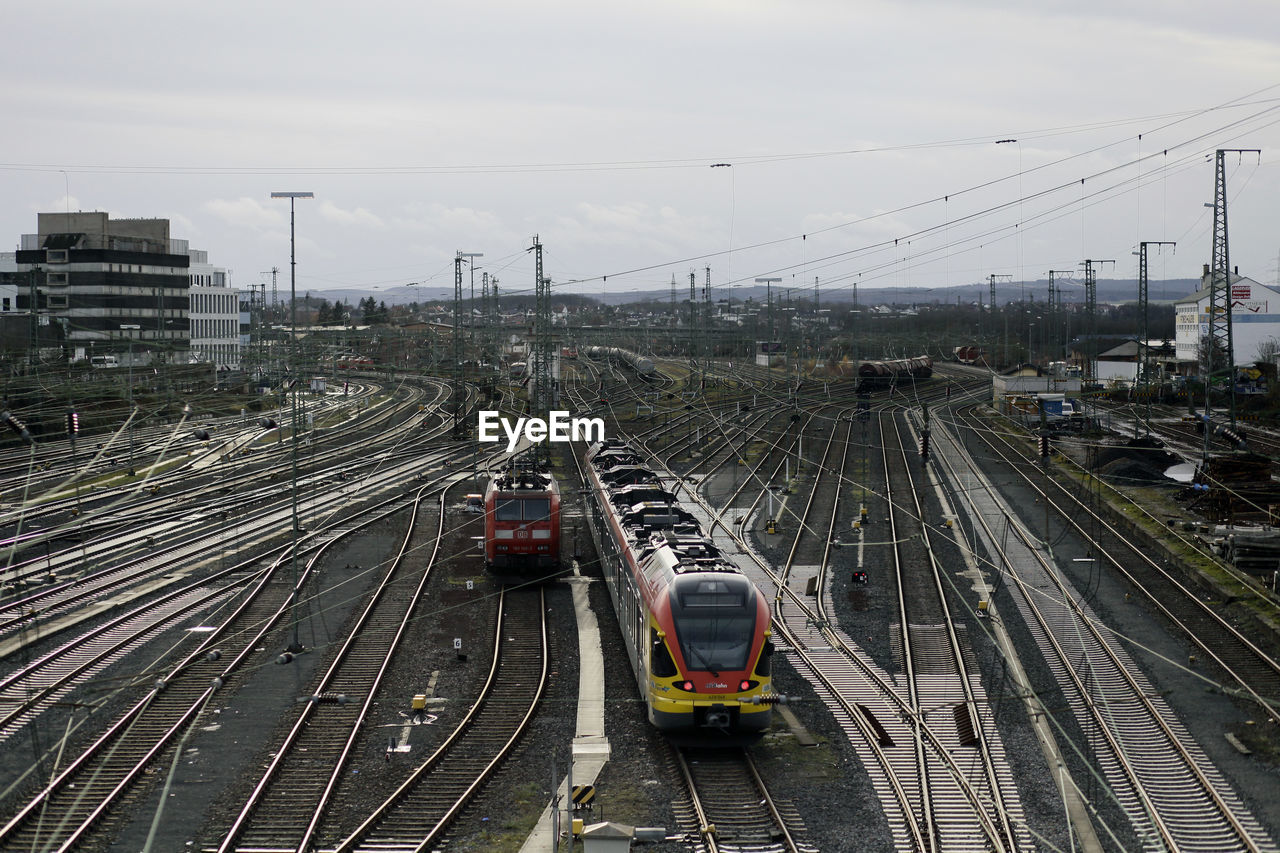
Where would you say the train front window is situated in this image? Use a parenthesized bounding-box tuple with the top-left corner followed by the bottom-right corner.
(670, 578, 755, 673)
(523, 499, 551, 521)
(496, 499, 522, 521)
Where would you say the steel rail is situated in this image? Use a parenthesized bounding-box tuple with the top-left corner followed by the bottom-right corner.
(888, 411, 1020, 852)
(674, 746, 803, 853)
(214, 484, 444, 852)
(941, 409, 1274, 852)
(0, 447, 480, 853)
(331, 586, 548, 853)
(628, 426, 988, 853)
(973, 406, 1280, 726)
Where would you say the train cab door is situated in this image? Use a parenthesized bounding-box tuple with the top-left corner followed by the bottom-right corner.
(634, 605, 646, 677)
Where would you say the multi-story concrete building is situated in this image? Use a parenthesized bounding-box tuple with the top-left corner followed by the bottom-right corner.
(188, 249, 240, 370)
(0, 253, 21, 314)
(14, 212, 190, 365)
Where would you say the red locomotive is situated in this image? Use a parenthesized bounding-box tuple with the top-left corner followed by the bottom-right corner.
(584, 439, 776, 735)
(483, 469, 561, 582)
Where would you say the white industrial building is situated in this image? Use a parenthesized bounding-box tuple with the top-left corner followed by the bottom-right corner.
(1175, 270, 1280, 370)
(188, 249, 241, 370)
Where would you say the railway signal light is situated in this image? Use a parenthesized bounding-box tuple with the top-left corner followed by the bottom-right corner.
(852, 570, 868, 584)
(2, 411, 33, 445)
(1038, 434, 1050, 459)
(66, 410, 80, 437)
(1216, 425, 1246, 449)
(918, 430, 930, 460)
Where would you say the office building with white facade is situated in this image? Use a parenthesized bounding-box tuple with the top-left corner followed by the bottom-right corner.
(188, 249, 240, 370)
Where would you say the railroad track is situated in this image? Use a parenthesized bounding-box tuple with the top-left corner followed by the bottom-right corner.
(0, 437, 464, 657)
(0, 556, 256, 744)
(329, 585, 547, 853)
(879, 411, 1024, 852)
(672, 746, 813, 853)
(0, 454, 472, 852)
(626, 386, 1023, 853)
(959, 405, 1280, 727)
(934, 408, 1278, 852)
(214, 484, 447, 852)
(0, 379, 447, 593)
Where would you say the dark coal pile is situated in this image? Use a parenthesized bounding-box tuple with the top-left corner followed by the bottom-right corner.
(1094, 437, 1182, 485)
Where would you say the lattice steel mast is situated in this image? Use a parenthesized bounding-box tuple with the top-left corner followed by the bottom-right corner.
(452, 251, 482, 438)
(1136, 241, 1175, 388)
(530, 236, 553, 468)
(1080, 259, 1114, 382)
(453, 253, 464, 437)
(1047, 270, 1073, 368)
(1207, 149, 1260, 430)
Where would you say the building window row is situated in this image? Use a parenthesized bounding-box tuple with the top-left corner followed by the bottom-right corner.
(105, 263, 182, 275)
(190, 291, 238, 314)
(192, 318, 239, 339)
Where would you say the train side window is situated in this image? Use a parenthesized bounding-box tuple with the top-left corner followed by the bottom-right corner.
(754, 639, 774, 677)
(650, 627, 678, 677)
(496, 499, 522, 521)
(523, 499, 551, 521)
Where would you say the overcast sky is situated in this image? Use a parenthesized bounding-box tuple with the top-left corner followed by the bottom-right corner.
(4, 0, 1280, 304)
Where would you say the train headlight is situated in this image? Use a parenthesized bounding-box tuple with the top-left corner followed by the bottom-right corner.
(739, 680, 751, 692)
(680, 681, 694, 692)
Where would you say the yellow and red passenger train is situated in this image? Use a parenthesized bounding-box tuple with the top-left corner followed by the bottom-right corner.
(483, 469, 561, 582)
(584, 439, 776, 735)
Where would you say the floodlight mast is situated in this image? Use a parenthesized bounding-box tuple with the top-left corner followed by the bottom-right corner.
(270, 190, 313, 654)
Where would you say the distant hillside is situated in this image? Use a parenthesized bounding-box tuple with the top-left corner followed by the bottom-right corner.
(307, 279, 1203, 309)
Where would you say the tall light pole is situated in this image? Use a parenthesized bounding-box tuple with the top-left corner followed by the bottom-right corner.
(270, 191, 313, 653)
(120, 324, 141, 475)
(468, 257, 483, 337)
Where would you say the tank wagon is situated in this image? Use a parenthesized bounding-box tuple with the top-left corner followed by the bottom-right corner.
(584, 346, 656, 377)
(584, 438, 777, 735)
(856, 355, 933, 390)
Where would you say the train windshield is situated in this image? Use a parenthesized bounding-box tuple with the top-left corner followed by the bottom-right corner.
(495, 498, 551, 521)
(523, 499, 551, 521)
(670, 577, 755, 674)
